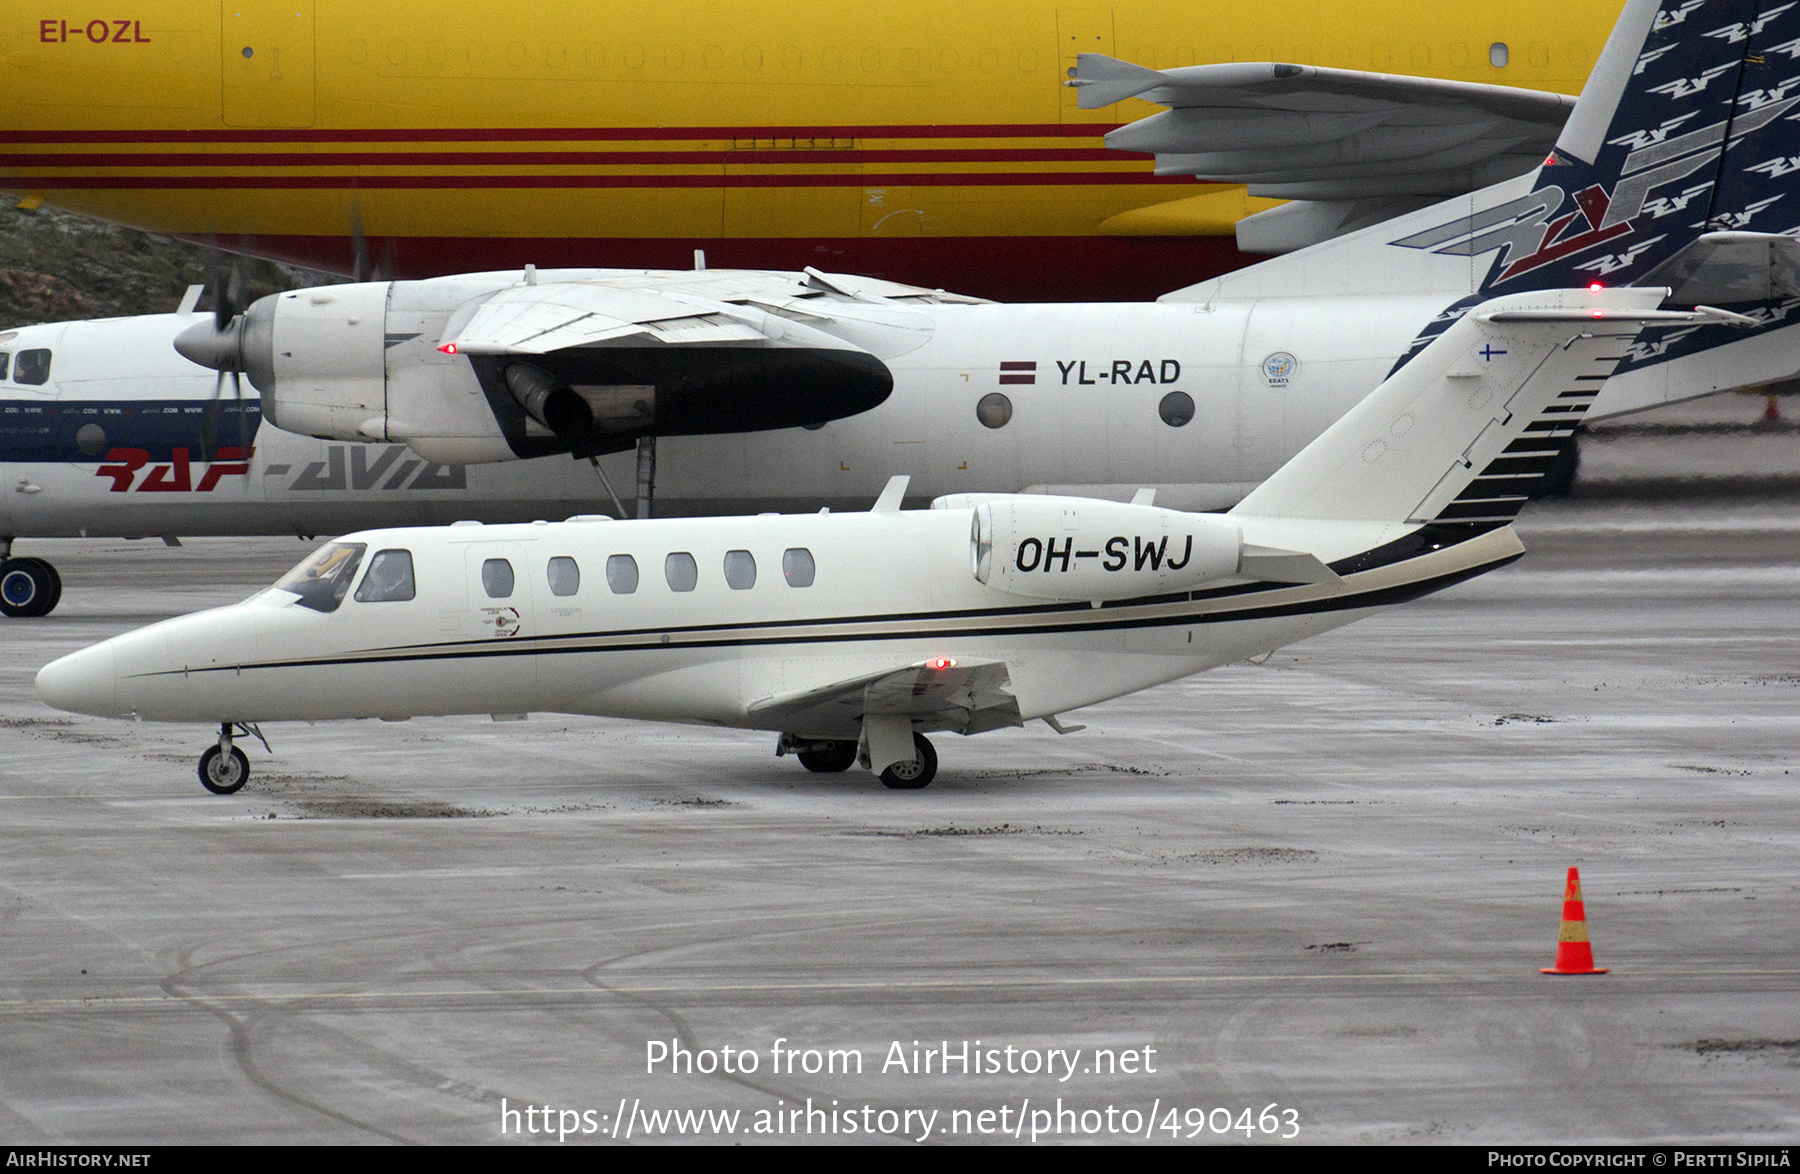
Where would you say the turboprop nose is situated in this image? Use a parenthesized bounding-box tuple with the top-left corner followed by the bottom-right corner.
(36, 642, 118, 718)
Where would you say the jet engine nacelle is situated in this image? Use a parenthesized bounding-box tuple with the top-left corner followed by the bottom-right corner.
(972, 496, 1244, 601)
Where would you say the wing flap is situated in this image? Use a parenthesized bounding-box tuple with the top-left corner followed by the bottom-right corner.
(447, 284, 770, 354)
(747, 659, 1021, 738)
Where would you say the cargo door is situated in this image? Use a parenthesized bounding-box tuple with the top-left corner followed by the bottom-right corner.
(221, 1, 315, 127)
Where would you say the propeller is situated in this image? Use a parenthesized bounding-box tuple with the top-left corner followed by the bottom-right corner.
(176, 246, 254, 465)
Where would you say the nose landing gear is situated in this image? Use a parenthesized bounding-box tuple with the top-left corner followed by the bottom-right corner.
(198, 722, 270, 794)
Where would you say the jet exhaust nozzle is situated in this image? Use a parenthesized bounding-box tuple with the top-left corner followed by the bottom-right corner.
(504, 363, 595, 442)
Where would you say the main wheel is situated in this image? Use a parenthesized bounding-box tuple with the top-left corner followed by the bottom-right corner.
(0, 558, 58, 618)
(796, 740, 858, 773)
(879, 733, 938, 790)
(198, 744, 251, 795)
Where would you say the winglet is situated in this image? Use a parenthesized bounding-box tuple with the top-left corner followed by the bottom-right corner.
(1042, 714, 1087, 735)
(176, 284, 204, 315)
(1129, 487, 1157, 506)
(871, 475, 910, 512)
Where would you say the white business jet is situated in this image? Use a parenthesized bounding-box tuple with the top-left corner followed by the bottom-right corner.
(36, 285, 1724, 792)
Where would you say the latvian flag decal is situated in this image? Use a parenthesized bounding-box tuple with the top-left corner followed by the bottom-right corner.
(1000, 361, 1036, 385)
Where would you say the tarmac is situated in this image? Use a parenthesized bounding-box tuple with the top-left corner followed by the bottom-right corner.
(0, 402, 1796, 1145)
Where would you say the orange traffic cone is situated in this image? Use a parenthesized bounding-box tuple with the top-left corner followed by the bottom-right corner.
(1540, 866, 1608, 975)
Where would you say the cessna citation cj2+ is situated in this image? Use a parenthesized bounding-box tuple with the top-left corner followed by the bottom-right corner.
(37, 286, 1724, 793)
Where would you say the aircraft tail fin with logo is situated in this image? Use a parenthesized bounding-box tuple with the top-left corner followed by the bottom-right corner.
(1169, 0, 1800, 309)
(1436, 0, 1800, 298)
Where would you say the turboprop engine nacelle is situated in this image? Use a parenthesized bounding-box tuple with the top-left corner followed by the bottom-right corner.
(173, 270, 907, 465)
(972, 497, 1244, 601)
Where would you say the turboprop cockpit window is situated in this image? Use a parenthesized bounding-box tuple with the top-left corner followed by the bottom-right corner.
(354, 550, 416, 603)
(482, 558, 515, 599)
(665, 552, 697, 592)
(0, 353, 9, 380)
(13, 349, 51, 386)
(723, 550, 756, 590)
(782, 548, 815, 588)
(547, 557, 581, 597)
(605, 554, 638, 594)
(274, 542, 367, 614)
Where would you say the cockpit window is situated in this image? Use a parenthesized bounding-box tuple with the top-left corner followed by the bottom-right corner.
(354, 549, 416, 603)
(0, 353, 9, 381)
(273, 542, 367, 613)
(13, 349, 50, 386)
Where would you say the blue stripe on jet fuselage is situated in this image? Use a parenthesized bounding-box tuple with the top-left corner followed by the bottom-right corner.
(0, 398, 263, 463)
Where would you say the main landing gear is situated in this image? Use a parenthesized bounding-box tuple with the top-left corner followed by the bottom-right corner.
(878, 733, 938, 790)
(775, 731, 939, 788)
(198, 722, 270, 795)
(0, 541, 62, 618)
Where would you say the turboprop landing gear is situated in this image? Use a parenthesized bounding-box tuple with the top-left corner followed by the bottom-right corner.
(0, 551, 62, 618)
(879, 733, 938, 790)
(197, 722, 269, 795)
(775, 733, 859, 773)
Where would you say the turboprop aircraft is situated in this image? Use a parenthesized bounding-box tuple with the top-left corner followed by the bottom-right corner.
(34, 284, 1723, 792)
(166, 0, 1800, 490)
(9, 0, 1797, 618)
(0, 0, 1622, 300)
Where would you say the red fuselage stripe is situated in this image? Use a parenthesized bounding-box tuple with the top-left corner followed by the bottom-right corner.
(0, 123, 1122, 145)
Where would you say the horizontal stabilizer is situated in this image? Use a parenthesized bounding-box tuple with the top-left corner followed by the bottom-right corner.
(1634, 232, 1800, 307)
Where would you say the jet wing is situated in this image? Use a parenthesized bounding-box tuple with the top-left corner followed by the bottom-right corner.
(1073, 54, 1573, 251)
(747, 659, 1022, 738)
(1634, 231, 1800, 305)
(445, 283, 770, 354)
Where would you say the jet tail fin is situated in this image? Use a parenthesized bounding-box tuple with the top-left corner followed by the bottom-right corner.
(1231, 288, 1728, 525)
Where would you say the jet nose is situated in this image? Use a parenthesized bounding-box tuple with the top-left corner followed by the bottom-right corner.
(36, 643, 119, 718)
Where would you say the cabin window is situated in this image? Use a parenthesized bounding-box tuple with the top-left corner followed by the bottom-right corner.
(1489, 41, 1509, 67)
(481, 557, 515, 599)
(13, 349, 51, 386)
(0, 353, 9, 380)
(547, 556, 581, 597)
(354, 549, 416, 603)
(1158, 391, 1195, 427)
(783, 547, 816, 587)
(723, 549, 756, 590)
(606, 554, 639, 594)
(665, 552, 698, 592)
(976, 392, 1012, 429)
(274, 541, 367, 614)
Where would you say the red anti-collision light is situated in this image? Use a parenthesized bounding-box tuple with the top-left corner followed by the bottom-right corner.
(927, 657, 956, 671)
(1588, 282, 1604, 291)
(437, 342, 458, 354)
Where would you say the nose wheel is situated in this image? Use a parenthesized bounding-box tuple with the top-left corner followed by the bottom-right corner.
(197, 722, 269, 794)
(0, 557, 62, 618)
(199, 744, 250, 794)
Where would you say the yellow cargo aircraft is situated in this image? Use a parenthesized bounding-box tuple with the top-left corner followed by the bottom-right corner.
(2, 1, 1621, 300)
